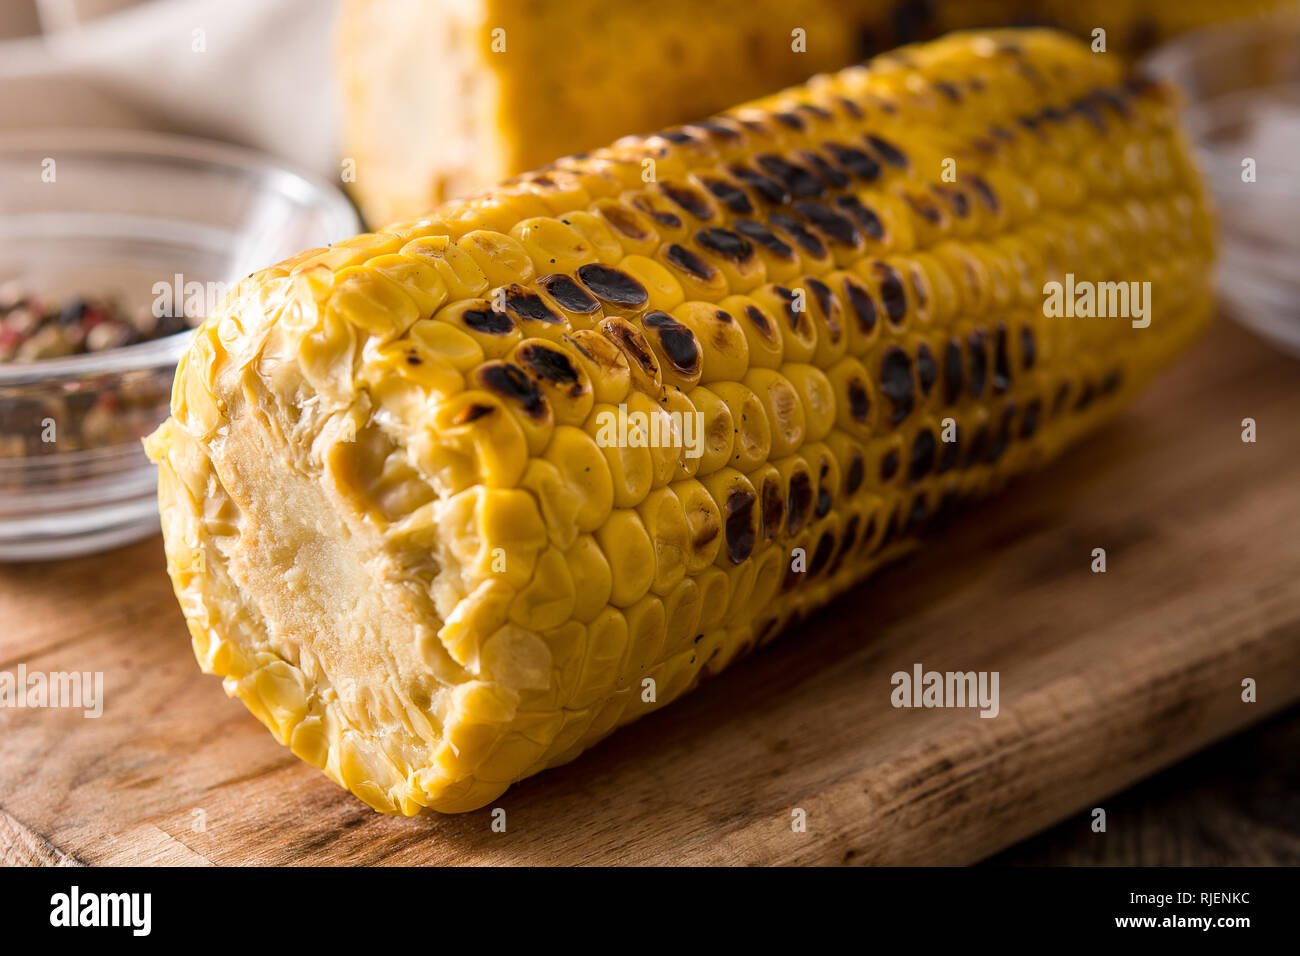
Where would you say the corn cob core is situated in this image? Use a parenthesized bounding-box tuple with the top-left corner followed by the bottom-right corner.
(148, 30, 1214, 814)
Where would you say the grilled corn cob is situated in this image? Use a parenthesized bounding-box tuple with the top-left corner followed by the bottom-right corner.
(339, 0, 1292, 222)
(149, 29, 1215, 814)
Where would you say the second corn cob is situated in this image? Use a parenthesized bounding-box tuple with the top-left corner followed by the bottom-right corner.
(148, 29, 1215, 814)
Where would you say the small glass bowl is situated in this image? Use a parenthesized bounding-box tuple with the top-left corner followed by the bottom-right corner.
(0, 129, 360, 561)
(1144, 14, 1300, 357)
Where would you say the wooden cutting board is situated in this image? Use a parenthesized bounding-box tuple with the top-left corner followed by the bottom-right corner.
(2, 318, 1298, 866)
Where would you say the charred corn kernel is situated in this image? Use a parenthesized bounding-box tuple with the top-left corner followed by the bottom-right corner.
(639, 311, 702, 390)
(723, 294, 784, 370)
(509, 337, 595, 427)
(775, 454, 817, 538)
(599, 254, 680, 313)
(751, 283, 817, 364)
(152, 30, 1215, 815)
(672, 301, 750, 384)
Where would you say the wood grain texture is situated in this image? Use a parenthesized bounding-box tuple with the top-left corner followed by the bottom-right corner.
(988, 708, 1300, 866)
(1, 318, 1297, 866)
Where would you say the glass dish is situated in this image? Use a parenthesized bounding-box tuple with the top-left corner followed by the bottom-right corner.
(1144, 14, 1300, 357)
(0, 129, 361, 561)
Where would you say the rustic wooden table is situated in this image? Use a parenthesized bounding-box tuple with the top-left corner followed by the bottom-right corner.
(1, 318, 1297, 865)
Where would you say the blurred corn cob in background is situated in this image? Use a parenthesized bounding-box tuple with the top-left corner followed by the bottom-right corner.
(149, 29, 1215, 813)
(338, 0, 1293, 224)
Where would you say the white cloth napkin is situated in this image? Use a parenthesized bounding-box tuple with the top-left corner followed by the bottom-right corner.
(0, 0, 341, 178)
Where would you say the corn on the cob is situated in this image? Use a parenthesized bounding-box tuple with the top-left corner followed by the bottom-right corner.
(339, 0, 1292, 223)
(149, 29, 1215, 814)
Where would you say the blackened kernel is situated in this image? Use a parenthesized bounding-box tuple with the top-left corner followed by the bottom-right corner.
(700, 177, 754, 215)
(993, 324, 1012, 394)
(837, 96, 864, 120)
(935, 185, 970, 218)
(462, 308, 514, 335)
(816, 486, 832, 519)
(695, 227, 753, 261)
(1074, 382, 1096, 411)
(773, 111, 806, 131)
(632, 196, 683, 229)
(756, 154, 824, 198)
(664, 243, 716, 281)
(844, 278, 878, 334)
(503, 286, 562, 324)
(880, 346, 915, 424)
(904, 193, 943, 226)
(834, 195, 885, 240)
(864, 134, 908, 168)
(1020, 325, 1037, 370)
(660, 182, 714, 221)
(452, 402, 495, 425)
(577, 264, 649, 307)
(690, 119, 742, 141)
(809, 531, 835, 576)
(909, 428, 936, 483)
(1071, 97, 1107, 132)
(761, 475, 784, 540)
(796, 102, 833, 121)
(933, 80, 962, 103)
(787, 470, 813, 535)
(600, 318, 658, 376)
(916, 343, 937, 397)
(847, 378, 870, 423)
(729, 165, 791, 205)
(600, 204, 650, 240)
(968, 175, 1000, 214)
(478, 363, 547, 420)
(769, 214, 827, 258)
(943, 338, 964, 404)
(846, 451, 865, 493)
(824, 143, 882, 181)
(724, 488, 757, 564)
(538, 274, 599, 314)
(835, 514, 861, 570)
(881, 447, 900, 482)
(642, 311, 700, 374)
(517, 342, 581, 389)
(806, 277, 834, 319)
(743, 304, 776, 341)
(984, 405, 1015, 463)
(658, 128, 697, 144)
(792, 200, 860, 246)
(800, 150, 850, 190)
(1092, 87, 1133, 118)
(734, 219, 795, 259)
(874, 262, 908, 325)
(1020, 398, 1041, 439)
(1053, 381, 1072, 415)
(968, 329, 988, 399)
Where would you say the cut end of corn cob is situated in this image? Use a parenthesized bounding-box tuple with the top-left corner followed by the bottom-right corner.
(150, 28, 1215, 814)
